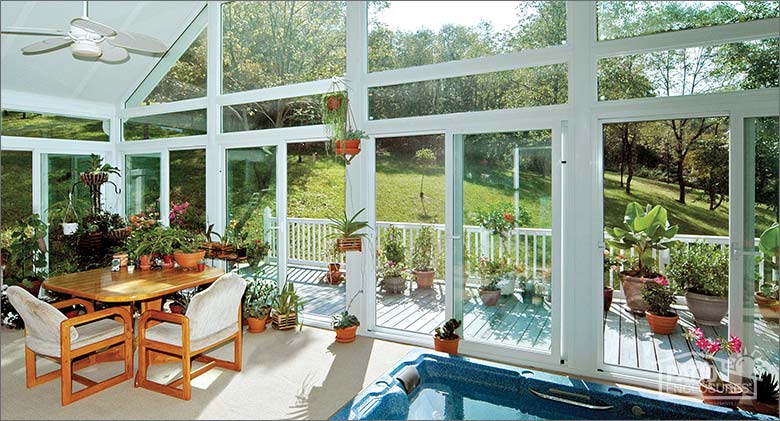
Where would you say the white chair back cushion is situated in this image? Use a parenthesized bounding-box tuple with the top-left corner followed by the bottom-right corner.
(185, 273, 246, 341)
(6, 286, 78, 342)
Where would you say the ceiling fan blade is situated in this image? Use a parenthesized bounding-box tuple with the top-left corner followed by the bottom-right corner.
(71, 17, 116, 37)
(99, 43, 129, 63)
(1, 26, 67, 36)
(108, 31, 167, 54)
(21, 38, 72, 54)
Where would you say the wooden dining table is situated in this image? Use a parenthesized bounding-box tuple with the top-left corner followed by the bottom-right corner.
(44, 266, 225, 313)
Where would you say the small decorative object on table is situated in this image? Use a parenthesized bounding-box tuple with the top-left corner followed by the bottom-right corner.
(127, 263, 135, 273)
(111, 258, 121, 272)
(605, 203, 678, 314)
(683, 328, 744, 407)
(641, 275, 679, 335)
(752, 371, 779, 415)
(433, 318, 461, 354)
(197, 259, 206, 272)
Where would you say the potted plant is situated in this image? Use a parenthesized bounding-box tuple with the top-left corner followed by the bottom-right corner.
(531, 278, 548, 305)
(379, 225, 407, 293)
(324, 240, 345, 285)
(756, 222, 779, 323)
(79, 153, 120, 186)
(753, 371, 779, 415)
(667, 242, 729, 326)
(411, 225, 436, 289)
(641, 275, 679, 335)
(605, 203, 679, 314)
(683, 328, 744, 407)
(603, 249, 632, 312)
(271, 282, 306, 331)
(155, 228, 177, 268)
(128, 226, 161, 271)
(327, 208, 371, 252)
(244, 278, 276, 333)
(2, 215, 48, 296)
(379, 260, 407, 294)
(170, 227, 206, 269)
(476, 256, 505, 306)
(245, 238, 271, 270)
(334, 129, 366, 161)
(332, 291, 362, 343)
(433, 318, 461, 354)
(197, 259, 206, 272)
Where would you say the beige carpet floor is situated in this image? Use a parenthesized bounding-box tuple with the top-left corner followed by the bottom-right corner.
(0, 326, 415, 420)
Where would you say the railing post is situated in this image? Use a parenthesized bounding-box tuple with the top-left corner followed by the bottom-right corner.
(479, 228, 490, 259)
(263, 206, 273, 247)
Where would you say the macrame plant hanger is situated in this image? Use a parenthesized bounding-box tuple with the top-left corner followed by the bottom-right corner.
(323, 77, 361, 164)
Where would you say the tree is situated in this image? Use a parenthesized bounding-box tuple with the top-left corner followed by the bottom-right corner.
(689, 135, 729, 210)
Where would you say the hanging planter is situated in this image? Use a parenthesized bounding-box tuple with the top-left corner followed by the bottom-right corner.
(79, 172, 109, 186)
(322, 80, 366, 165)
(334, 130, 367, 164)
(62, 223, 79, 236)
(336, 237, 362, 252)
(327, 209, 371, 254)
(61, 192, 80, 236)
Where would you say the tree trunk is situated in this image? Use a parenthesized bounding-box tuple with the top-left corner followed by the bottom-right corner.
(677, 159, 686, 204)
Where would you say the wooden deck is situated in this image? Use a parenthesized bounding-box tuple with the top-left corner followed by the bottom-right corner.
(256, 264, 779, 380)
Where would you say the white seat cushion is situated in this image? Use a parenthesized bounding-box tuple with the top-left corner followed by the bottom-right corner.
(26, 318, 125, 358)
(144, 323, 238, 352)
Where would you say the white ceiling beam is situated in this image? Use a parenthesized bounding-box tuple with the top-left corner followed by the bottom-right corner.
(1, 89, 114, 118)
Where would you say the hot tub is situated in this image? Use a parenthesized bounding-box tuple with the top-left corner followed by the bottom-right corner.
(331, 350, 776, 420)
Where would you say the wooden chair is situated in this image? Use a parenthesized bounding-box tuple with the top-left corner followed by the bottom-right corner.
(6, 286, 133, 406)
(135, 272, 247, 400)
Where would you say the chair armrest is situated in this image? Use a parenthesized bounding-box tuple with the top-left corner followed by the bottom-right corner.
(59, 307, 132, 353)
(138, 310, 190, 345)
(52, 298, 95, 313)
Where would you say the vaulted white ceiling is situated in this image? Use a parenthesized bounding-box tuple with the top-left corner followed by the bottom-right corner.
(0, 1, 204, 107)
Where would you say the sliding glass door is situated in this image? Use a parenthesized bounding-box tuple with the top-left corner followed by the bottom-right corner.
(453, 128, 560, 359)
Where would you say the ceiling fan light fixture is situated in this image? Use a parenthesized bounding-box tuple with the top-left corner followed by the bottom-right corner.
(71, 40, 101, 58)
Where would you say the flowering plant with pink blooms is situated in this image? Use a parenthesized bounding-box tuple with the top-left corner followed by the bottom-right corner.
(641, 275, 678, 316)
(378, 260, 407, 279)
(168, 201, 190, 226)
(684, 328, 743, 386)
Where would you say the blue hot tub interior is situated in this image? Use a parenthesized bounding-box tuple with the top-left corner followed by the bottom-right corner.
(331, 350, 777, 420)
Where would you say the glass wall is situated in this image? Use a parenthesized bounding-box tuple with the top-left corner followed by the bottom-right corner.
(226, 147, 278, 282)
(368, 1, 566, 72)
(369, 64, 568, 120)
(743, 116, 779, 382)
(125, 154, 161, 217)
(0, 150, 32, 225)
(222, 95, 322, 133)
(124, 110, 207, 141)
(459, 130, 553, 352)
(222, 1, 346, 93)
(169, 149, 206, 233)
(602, 117, 731, 380)
(1, 110, 109, 141)
(375, 134, 446, 335)
(286, 141, 345, 318)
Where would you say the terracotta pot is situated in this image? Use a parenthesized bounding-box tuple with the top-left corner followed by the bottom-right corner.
(686, 291, 728, 326)
(414, 270, 435, 289)
(752, 399, 779, 415)
(619, 273, 650, 314)
(247, 316, 267, 333)
(480, 289, 501, 306)
(335, 139, 361, 156)
(754, 292, 780, 323)
(699, 379, 744, 408)
(197, 263, 206, 272)
(174, 250, 206, 269)
(169, 303, 185, 314)
(335, 325, 359, 343)
(433, 337, 460, 354)
(383, 276, 406, 294)
(645, 311, 679, 335)
(162, 255, 174, 268)
(604, 287, 614, 312)
(139, 254, 152, 270)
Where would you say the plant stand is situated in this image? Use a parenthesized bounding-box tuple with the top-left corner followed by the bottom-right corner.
(272, 311, 298, 330)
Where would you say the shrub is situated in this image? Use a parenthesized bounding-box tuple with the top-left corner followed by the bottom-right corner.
(382, 225, 405, 264)
(666, 242, 728, 297)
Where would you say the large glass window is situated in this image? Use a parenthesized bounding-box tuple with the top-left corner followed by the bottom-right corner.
(123, 110, 207, 141)
(597, 1, 780, 41)
(460, 130, 553, 352)
(125, 154, 161, 217)
(1, 110, 109, 141)
(222, 95, 322, 133)
(222, 1, 346, 94)
(0, 150, 32, 225)
(226, 147, 278, 282)
(286, 141, 346, 318)
(368, 1, 566, 72)
(598, 39, 780, 101)
(602, 117, 732, 379)
(369, 64, 567, 120)
(169, 149, 206, 233)
(125, 7, 207, 107)
(375, 134, 446, 335)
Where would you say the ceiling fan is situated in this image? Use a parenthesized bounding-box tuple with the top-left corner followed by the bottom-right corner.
(0, 0, 168, 63)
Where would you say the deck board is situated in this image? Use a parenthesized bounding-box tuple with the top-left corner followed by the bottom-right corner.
(264, 264, 778, 381)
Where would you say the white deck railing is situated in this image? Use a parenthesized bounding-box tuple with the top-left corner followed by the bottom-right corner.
(260, 208, 770, 286)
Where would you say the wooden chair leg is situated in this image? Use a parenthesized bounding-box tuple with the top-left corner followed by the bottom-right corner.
(25, 347, 36, 388)
(60, 355, 73, 406)
(233, 333, 242, 371)
(181, 351, 192, 401)
(123, 332, 133, 381)
(135, 343, 148, 387)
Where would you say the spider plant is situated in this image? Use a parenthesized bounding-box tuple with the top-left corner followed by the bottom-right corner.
(327, 208, 372, 239)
